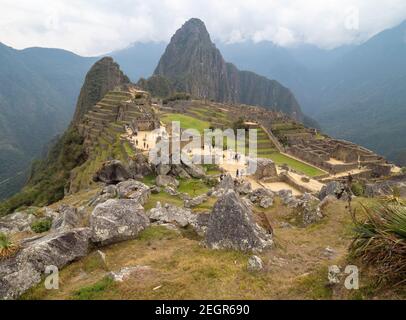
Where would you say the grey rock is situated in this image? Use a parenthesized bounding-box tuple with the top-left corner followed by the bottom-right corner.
(319, 181, 350, 201)
(164, 186, 179, 196)
(170, 164, 191, 179)
(328, 265, 342, 285)
(150, 185, 161, 194)
(0, 211, 37, 234)
(116, 179, 150, 205)
(0, 228, 91, 300)
(93, 160, 130, 184)
(205, 190, 273, 252)
(236, 181, 252, 195)
(51, 205, 80, 231)
(294, 193, 323, 226)
(247, 255, 263, 272)
(189, 212, 211, 237)
(156, 164, 171, 176)
(181, 161, 206, 179)
(90, 199, 149, 246)
(253, 158, 277, 180)
(249, 188, 274, 208)
(107, 265, 151, 282)
(128, 153, 153, 177)
(365, 175, 406, 198)
(184, 194, 208, 208)
(259, 197, 273, 209)
(88, 185, 118, 207)
(148, 202, 194, 228)
(156, 175, 179, 188)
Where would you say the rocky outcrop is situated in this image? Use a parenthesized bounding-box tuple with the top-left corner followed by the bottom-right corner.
(116, 180, 151, 205)
(155, 175, 179, 188)
(89, 185, 118, 207)
(247, 255, 264, 272)
(72, 57, 130, 125)
(128, 154, 153, 178)
(90, 199, 149, 246)
(249, 188, 275, 208)
(51, 205, 82, 231)
(0, 228, 91, 300)
(93, 160, 130, 185)
(205, 190, 273, 252)
(0, 210, 37, 234)
(365, 174, 406, 197)
(253, 158, 278, 180)
(148, 202, 195, 228)
(152, 18, 304, 121)
(319, 181, 350, 201)
(184, 194, 208, 208)
(181, 161, 206, 179)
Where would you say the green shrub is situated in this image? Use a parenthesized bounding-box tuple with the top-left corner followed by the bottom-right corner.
(401, 167, 406, 174)
(349, 201, 406, 285)
(351, 182, 365, 196)
(0, 232, 18, 259)
(31, 218, 52, 233)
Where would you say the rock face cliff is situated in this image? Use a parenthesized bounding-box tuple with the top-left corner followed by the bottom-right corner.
(152, 18, 304, 121)
(72, 57, 130, 125)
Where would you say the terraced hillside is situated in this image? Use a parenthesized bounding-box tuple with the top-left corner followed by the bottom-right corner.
(160, 100, 326, 178)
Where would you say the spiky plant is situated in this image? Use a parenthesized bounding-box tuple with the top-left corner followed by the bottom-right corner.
(0, 232, 19, 260)
(349, 201, 406, 286)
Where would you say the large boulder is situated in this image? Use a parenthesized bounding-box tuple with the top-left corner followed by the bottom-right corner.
(0, 211, 37, 235)
(318, 181, 350, 201)
(90, 199, 149, 246)
(88, 185, 118, 207)
(0, 228, 91, 300)
(212, 174, 235, 197)
(205, 190, 273, 252)
(294, 193, 323, 226)
(93, 160, 130, 184)
(148, 202, 195, 228)
(253, 158, 277, 180)
(170, 164, 191, 179)
(51, 205, 82, 231)
(116, 180, 150, 205)
(155, 175, 179, 188)
(184, 194, 208, 208)
(236, 181, 252, 195)
(156, 164, 171, 176)
(181, 161, 206, 179)
(365, 175, 406, 198)
(249, 188, 274, 208)
(128, 154, 153, 177)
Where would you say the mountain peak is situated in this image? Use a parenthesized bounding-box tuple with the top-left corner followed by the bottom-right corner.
(171, 18, 212, 46)
(71, 56, 130, 125)
(152, 19, 304, 121)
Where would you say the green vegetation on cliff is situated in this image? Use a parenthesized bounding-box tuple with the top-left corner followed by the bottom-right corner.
(0, 128, 86, 216)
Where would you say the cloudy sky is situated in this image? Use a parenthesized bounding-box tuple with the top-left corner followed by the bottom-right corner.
(1, 0, 406, 56)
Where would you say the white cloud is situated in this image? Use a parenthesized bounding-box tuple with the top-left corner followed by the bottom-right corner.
(0, 0, 405, 56)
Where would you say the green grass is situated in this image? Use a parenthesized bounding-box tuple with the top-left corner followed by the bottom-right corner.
(264, 152, 325, 177)
(144, 192, 184, 210)
(161, 113, 210, 133)
(72, 277, 115, 300)
(178, 179, 210, 197)
(138, 226, 181, 241)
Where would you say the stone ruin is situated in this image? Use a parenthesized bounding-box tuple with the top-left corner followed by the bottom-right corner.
(77, 85, 160, 153)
